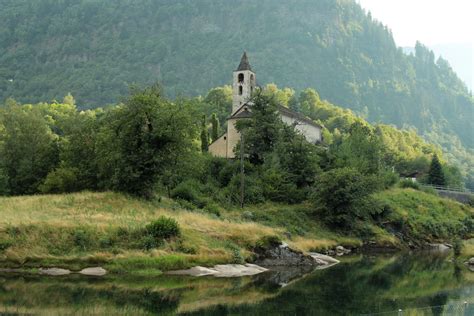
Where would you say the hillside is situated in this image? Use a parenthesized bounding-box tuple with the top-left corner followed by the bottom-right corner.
(0, 190, 471, 273)
(0, 0, 473, 154)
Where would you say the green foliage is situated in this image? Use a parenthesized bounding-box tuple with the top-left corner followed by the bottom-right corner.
(398, 179, 421, 190)
(453, 239, 463, 257)
(373, 188, 473, 243)
(240, 91, 282, 164)
(312, 168, 382, 228)
(254, 235, 282, 251)
(96, 85, 197, 198)
(73, 229, 92, 251)
(170, 180, 206, 209)
(0, 239, 13, 252)
(210, 113, 219, 142)
(0, 104, 59, 195)
(428, 154, 446, 186)
(0, 1, 473, 192)
(200, 115, 209, 152)
(145, 216, 181, 240)
(39, 167, 79, 194)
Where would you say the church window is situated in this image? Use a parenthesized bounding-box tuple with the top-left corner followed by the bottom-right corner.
(239, 86, 243, 95)
(238, 73, 244, 83)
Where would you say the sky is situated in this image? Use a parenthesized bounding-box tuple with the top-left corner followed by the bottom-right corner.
(357, 0, 473, 91)
(356, 0, 474, 46)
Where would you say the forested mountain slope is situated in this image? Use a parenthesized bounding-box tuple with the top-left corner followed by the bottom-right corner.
(0, 0, 472, 151)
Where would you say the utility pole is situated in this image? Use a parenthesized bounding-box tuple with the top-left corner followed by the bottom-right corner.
(240, 130, 245, 208)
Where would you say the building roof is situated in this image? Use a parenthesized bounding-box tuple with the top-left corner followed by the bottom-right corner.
(236, 52, 252, 71)
(228, 102, 322, 130)
(231, 108, 252, 119)
(278, 105, 323, 129)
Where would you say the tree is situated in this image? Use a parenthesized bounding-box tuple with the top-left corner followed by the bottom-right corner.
(311, 167, 381, 228)
(240, 92, 282, 164)
(200, 115, 209, 152)
(0, 104, 59, 195)
(210, 113, 219, 142)
(96, 85, 197, 199)
(332, 122, 384, 175)
(427, 154, 446, 186)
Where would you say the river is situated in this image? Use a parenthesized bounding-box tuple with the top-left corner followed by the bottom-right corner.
(1, 253, 473, 315)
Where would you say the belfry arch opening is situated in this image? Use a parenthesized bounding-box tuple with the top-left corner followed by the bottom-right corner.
(238, 73, 244, 83)
(239, 86, 243, 95)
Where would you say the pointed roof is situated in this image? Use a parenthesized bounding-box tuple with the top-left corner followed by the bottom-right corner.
(236, 52, 252, 71)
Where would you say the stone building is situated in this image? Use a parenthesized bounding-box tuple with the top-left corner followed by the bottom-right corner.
(209, 52, 322, 158)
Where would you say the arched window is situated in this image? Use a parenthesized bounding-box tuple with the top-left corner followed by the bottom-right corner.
(250, 74, 254, 83)
(238, 73, 244, 83)
(239, 86, 243, 95)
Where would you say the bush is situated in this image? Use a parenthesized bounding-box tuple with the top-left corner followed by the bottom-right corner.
(141, 235, 161, 250)
(453, 239, 463, 257)
(39, 167, 79, 193)
(73, 229, 92, 250)
(311, 168, 381, 228)
(171, 180, 207, 208)
(203, 202, 221, 217)
(145, 216, 181, 240)
(398, 179, 420, 190)
(0, 239, 13, 252)
(255, 235, 282, 251)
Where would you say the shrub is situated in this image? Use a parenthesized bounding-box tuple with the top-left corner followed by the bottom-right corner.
(141, 235, 161, 250)
(203, 202, 221, 217)
(226, 243, 244, 264)
(453, 239, 463, 257)
(311, 168, 381, 228)
(398, 179, 420, 190)
(171, 180, 207, 208)
(0, 239, 13, 252)
(73, 229, 91, 250)
(255, 235, 282, 251)
(145, 216, 180, 240)
(39, 167, 79, 193)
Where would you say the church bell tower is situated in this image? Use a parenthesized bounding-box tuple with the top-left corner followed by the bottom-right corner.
(232, 52, 256, 114)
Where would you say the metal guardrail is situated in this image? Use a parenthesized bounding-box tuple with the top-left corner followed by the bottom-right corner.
(420, 184, 473, 194)
(361, 300, 472, 316)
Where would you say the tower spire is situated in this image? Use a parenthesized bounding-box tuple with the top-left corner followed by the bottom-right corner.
(237, 51, 252, 71)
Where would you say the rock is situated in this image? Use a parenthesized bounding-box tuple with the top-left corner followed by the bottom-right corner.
(213, 264, 268, 277)
(79, 267, 107, 276)
(427, 243, 450, 252)
(309, 253, 340, 265)
(468, 258, 474, 265)
(335, 246, 351, 255)
(167, 264, 268, 277)
(168, 266, 218, 277)
(39, 268, 71, 276)
(255, 243, 319, 266)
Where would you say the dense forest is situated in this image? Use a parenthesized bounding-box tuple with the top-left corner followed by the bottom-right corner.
(0, 0, 472, 187)
(0, 84, 465, 199)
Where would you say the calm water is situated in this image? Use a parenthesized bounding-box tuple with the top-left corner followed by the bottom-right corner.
(1, 253, 473, 315)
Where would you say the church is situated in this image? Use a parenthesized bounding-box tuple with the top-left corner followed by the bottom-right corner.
(209, 52, 323, 158)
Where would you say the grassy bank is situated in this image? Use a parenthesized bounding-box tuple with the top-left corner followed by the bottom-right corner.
(0, 189, 472, 274)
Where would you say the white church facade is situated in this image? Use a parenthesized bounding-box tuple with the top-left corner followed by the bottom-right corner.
(209, 52, 322, 158)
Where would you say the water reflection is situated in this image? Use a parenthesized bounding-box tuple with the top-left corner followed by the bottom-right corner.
(1, 253, 473, 315)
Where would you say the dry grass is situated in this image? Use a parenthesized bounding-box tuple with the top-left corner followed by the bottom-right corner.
(0, 191, 322, 272)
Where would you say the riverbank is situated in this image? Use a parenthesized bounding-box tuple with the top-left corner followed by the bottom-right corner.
(0, 189, 472, 274)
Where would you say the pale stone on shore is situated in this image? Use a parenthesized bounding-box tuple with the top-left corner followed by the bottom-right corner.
(39, 268, 71, 276)
(167, 264, 268, 277)
(79, 267, 107, 276)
